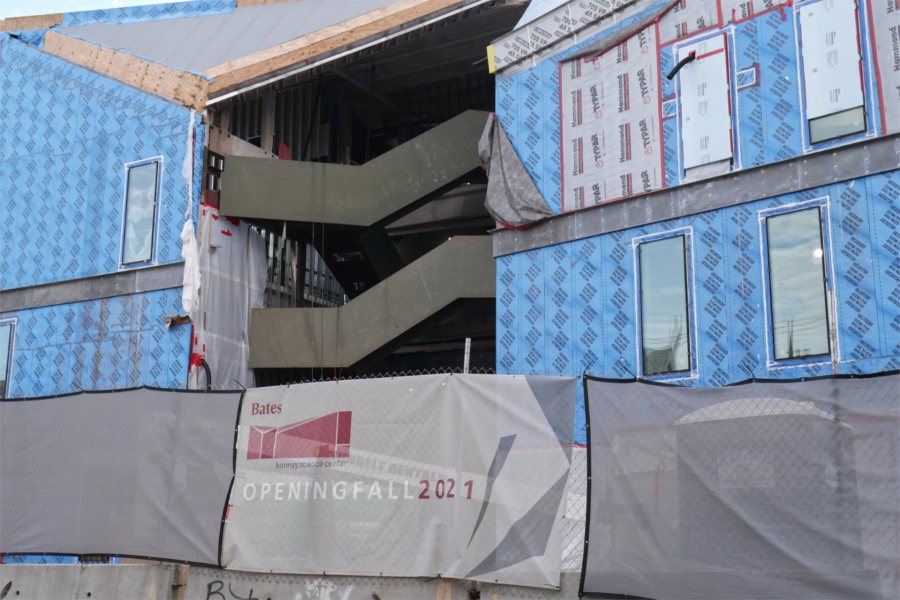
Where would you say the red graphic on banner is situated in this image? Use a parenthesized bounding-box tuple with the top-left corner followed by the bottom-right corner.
(248, 412, 352, 460)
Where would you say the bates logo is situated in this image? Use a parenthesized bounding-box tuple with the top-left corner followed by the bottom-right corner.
(251, 402, 281, 415)
(248, 411, 352, 460)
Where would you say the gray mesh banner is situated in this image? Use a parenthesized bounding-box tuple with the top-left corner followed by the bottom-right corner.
(583, 373, 900, 599)
(0, 388, 242, 565)
(222, 374, 576, 588)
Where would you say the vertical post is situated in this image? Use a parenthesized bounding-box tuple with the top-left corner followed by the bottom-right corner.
(261, 88, 276, 155)
(463, 338, 471, 374)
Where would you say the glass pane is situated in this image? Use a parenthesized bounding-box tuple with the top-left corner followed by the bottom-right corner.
(122, 162, 159, 264)
(0, 323, 12, 399)
(809, 106, 866, 144)
(767, 208, 830, 360)
(640, 236, 690, 375)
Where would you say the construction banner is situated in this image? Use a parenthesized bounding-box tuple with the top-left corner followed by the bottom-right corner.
(221, 374, 576, 588)
(582, 373, 900, 600)
(0, 388, 242, 566)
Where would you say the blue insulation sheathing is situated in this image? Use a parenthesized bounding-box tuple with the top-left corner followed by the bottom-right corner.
(0, 36, 204, 398)
(494, 0, 898, 445)
(498, 0, 882, 209)
(3, 289, 192, 398)
(62, 0, 237, 27)
(496, 172, 900, 445)
(495, 0, 673, 212)
(0, 37, 201, 290)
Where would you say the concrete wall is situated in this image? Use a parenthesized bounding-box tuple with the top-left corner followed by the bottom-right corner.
(0, 564, 585, 600)
(0, 564, 180, 599)
(0, 35, 204, 396)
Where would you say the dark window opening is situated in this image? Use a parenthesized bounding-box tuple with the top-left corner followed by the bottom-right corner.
(765, 207, 831, 361)
(639, 235, 691, 376)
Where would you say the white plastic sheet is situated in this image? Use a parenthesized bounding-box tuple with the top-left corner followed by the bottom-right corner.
(560, 25, 662, 209)
(678, 34, 733, 170)
(799, 0, 864, 120)
(222, 374, 576, 588)
(189, 205, 266, 390)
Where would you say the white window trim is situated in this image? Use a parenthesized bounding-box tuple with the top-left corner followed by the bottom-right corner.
(794, 0, 873, 151)
(0, 317, 17, 399)
(119, 156, 164, 269)
(673, 29, 740, 176)
(757, 196, 839, 370)
(631, 226, 700, 381)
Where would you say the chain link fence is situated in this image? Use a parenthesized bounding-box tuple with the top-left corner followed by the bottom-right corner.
(5, 368, 589, 573)
(206, 366, 589, 573)
(262, 367, 588, 573)
(582, 375, 900, 599)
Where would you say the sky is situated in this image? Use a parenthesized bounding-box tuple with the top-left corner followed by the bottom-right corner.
(0, 0, 190, 19)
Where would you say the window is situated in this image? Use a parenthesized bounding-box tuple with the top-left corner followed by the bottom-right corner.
(0, 320, 15, 399)
(799, 0, 866, 144)
(765, 207, 830, 360)
(677, 34, 733, 171)
(638, 235, 691, 375)
(121, 159, 161, 265)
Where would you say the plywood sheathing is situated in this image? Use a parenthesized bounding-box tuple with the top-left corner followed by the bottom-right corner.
(44, 30, 210, 110)
(0, 13, 63, 32)
(205, 0, 465, 93)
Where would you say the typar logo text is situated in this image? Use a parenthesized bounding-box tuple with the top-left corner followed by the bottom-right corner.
(248, 411, 352, 460)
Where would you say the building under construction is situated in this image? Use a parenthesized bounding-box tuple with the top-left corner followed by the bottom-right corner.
(0, 0, 523, 397)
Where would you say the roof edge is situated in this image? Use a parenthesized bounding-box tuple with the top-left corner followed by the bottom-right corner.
(204, 0, 467, 94)
(0, 14, 63, 32)
(43, 30, 209, 110)
(235, 0, 298, 5)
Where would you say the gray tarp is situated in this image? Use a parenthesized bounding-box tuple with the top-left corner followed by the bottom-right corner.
(480, 113, 553, 227)
(583, 374, 900, 599)
(0, 388, 242, 565)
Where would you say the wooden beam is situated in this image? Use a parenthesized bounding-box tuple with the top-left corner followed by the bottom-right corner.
(205, 0, 465, 94)
(209, 125, 277, 159)
(43, 31, 209, 111)
(0, 13, 63, 32)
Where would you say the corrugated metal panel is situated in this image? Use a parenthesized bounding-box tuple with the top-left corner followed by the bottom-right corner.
(57, 0, 399, 75)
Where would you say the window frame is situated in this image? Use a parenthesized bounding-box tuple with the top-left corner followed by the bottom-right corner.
(0, 318, 17, 399)
(673, 30, 740, 178)
(795, 0, 872, 149)
(759, 198, 836, 368)
(633, 227, 698, 380)
(120, 156, 163, 268)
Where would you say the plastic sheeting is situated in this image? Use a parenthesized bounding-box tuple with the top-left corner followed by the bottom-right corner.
(0, 388, 242, 565)
(582, 373, 900, 600)
(188, 205, 266, 390)
(181, 220, 201, 320)
(480, 114, 553, 226)
(559, 23, 662, 209)
(222, 374, 575, 588)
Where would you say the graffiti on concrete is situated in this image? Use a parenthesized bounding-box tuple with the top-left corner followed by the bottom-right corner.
(205, 578, 355, 600)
